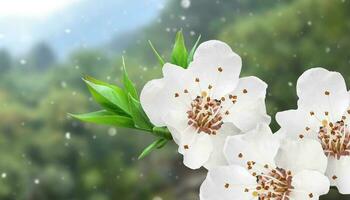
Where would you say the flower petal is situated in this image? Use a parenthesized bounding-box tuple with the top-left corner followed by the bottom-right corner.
(162, 110, 189, 145)
(276, 109, 319, 140)
(140, 78, 167, 126)
(224, 123, 279, 167)
(200, 165, 257, 200)
(326, 156, 350, 194)
(223, 76, 270, 131)
(140, 63, 191, 126)
(291, 170, 330, 199)
(203, 123, 241, 170)
(275, 138, 327, 174)
(182, 133, 213, 169)
(297, 68, 348, 121)
(188, 40, 241, 98)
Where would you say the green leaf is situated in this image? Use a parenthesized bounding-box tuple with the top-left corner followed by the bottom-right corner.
(83, 76, 130, 115)
(187, 34, 201, 65)
(171, 30, 188, 68)
(148, 40, 165, 66)
(138, 138, 167, 159)
(128, 94, 153, 131)
(122, 57, 139, 100)
(69, 110, 134, 128)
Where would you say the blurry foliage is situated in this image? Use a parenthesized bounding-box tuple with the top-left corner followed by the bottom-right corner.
(0, 0, 349, 199)
(0, 49, 12, 73)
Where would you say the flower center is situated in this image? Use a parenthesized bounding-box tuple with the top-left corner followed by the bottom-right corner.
(255, 168, 293, 200)
(245, 161, 294, 200)
(187, 95, 224, 135)
(318, 119, 350, 159)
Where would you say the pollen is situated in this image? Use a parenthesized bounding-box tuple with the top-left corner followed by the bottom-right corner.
(186, 95, 224, 135)
(325, 91, 330, 95)
(318, 119, 350, 159)
(243, 89, 248, 94)
(224, 183, 229, 188)
(218, 67, 223, 72)
(250, 167, 294, 200)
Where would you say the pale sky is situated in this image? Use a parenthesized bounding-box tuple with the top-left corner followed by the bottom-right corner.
(0, 0, 81, 18)
(0, 0, 164, 56)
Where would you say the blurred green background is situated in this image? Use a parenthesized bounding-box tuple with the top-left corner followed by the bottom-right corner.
(0, 0, 350, 199)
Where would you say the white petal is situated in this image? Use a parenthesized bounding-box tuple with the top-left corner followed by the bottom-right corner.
(203, 123, 241, 169)
(297, 67, 348, 121)
(276, 109, 319, 140)
(275, 138, 327, 174)
(140, 78, 167, 126)
(182, 134, 213, 169)
(223, 76, 270, 131)
(200, 165, 257, 200)
(162, 110, 189, 145)
(161, 63, 194, 112)
(140, 63, 191, 126)
(224, 123, 279, 167)
(188, 40, 241, 98)
(326, 156, 350, 194)
(291, 170, 330, 199)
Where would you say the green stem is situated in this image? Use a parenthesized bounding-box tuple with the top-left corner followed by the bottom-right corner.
(152, 127, 173, 140)
(135, 126, 172, 140)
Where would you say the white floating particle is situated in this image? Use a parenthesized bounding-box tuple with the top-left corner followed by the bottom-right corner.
(288, 82, 293, 87)
(108, 128, 117, 136)
(20, 59, 27, 65)
(325, 47, 331, 53)
(190, 31, 195, 36)
(180, 15, 186, 20)
(307, 21, 312, 26)
(65, 29, 71, 34)
(61, 81, 67, 88)
(1, 173, 6, 178)
(65, 132, 71, 139)
(34, 179, 40, 184)
(181, 0, 191, 8)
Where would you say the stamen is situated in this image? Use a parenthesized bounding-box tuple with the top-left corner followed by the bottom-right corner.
(186, 95, 224, 135)
(318, 119, 350, 159)
(246, 162, 294, 200)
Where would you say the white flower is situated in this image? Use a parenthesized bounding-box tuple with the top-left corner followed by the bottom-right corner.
(140, 40, 270, 169)
(200, 124, 330, 200)
(276, 68, 350, 194)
